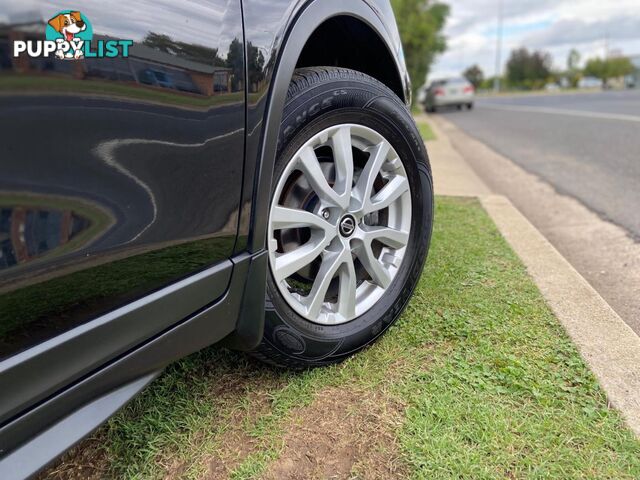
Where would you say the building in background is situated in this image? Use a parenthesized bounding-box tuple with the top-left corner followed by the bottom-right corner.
(0, 19, 235, 97)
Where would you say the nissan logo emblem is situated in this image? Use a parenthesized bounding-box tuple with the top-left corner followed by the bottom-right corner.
(339, 215, 356, 237)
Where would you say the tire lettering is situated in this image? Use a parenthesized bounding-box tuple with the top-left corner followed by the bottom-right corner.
(283, 97, 335, 142)
(295, 110, 307, 127)
(309, 102, 320, 116)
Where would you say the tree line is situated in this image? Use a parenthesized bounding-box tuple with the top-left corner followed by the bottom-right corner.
(462, 48, 635, 91)
(140, 2, 453, 99)
(391, 0, 449, 96)
(389, 1, 636, 95)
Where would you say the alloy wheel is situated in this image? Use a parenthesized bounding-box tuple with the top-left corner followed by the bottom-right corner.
(268, 124, 412, 325)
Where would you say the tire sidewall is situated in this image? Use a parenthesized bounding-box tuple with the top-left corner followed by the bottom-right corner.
(264, 71, 433, 365)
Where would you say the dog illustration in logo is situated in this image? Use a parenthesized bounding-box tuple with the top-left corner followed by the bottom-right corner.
(48, 11, 86, 59)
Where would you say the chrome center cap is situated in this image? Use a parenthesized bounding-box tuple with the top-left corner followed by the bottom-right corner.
(338, 214, 356, 237)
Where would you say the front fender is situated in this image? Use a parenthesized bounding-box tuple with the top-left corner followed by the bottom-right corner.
(241, 0, 408, 255)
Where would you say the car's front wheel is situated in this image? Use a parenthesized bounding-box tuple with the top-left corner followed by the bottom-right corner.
(252, 67, 433, 368)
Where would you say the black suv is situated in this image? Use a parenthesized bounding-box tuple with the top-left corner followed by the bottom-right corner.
(0, 0, 433, 476)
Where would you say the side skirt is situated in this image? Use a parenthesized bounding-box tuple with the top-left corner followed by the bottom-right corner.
(0, 251, 267, 479)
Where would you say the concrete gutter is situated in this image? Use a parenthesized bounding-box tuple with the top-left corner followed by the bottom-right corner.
(421, 114, 491, 197)
(482, 195, 640, 437)
(433, 115, 640, 332)
(420, 115, 640, 437)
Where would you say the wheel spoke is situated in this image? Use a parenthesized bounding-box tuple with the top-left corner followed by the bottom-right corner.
(354, 242, 391, 289)
(274, 235, 328, 282)
(337, 255, 357, 318)
(361, 226, 409, 249)
(304, 250, 345, 318)
(269, 123, 413, 325)
(354, 141, 390, 208)
(271, 206, 333, 232)
(298, 146, 342, 207)
(331, 126, 354, 206)
(367, 175, 409, 213)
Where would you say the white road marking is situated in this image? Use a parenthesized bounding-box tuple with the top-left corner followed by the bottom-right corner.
(480, 103, 640, 123)
(93, 128, 243, 243)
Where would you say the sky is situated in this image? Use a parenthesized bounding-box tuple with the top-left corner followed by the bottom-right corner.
(429, 0, 640, 82)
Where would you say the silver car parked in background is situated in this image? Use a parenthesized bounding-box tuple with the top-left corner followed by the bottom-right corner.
(420, 77, 475, 112)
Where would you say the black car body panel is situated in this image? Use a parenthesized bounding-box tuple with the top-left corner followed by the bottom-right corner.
(0, 0, 409, 476)
(0, 0, 245, 361)
(239, 0, 409, 254)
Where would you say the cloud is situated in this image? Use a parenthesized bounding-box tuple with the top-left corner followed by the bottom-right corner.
(524, 16, 640, 47)
(429, 0, 640, 81)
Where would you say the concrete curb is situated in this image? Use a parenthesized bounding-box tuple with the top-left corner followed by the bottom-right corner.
(416, 114, 490, 197)
(480, 195, 640, 437)
(418, 115, 640, 437)
(432, 114, 640, 331)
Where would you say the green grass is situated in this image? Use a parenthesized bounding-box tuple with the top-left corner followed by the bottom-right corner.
(50, 197, 640, 479)
(397, 199, 640, 478)
(416, 120, 436, 141)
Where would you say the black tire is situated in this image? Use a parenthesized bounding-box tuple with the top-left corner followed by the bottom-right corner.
(467, 103, 474, 110)
(251, 67, 433, 369)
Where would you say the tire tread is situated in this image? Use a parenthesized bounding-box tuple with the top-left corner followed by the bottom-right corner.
(249, 66, 432, 370)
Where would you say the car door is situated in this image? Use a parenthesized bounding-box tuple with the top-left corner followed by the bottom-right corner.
(0, 0, 244, 424)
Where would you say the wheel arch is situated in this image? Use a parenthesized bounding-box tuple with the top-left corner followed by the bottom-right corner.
(247, 0, 409, 254)
(295, 15, 405, 101)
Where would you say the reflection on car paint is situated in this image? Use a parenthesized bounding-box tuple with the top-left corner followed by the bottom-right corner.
(0, 191, 118, 268)
(0, 205, 90, 269)
(0, 235, 235, 359)
(0, 0, 245, 358)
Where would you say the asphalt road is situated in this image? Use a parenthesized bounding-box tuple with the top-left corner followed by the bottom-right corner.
(439, 90, 640, 238)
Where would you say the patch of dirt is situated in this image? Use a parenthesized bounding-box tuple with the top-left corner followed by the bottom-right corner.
(42, 345, 433, 480)
(203, 389, 277, 480)
(42, 436, 109, 480)
(162, 369, 286, 480)
(260, 385, 409, 480)
(43, 353, 286, 480)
